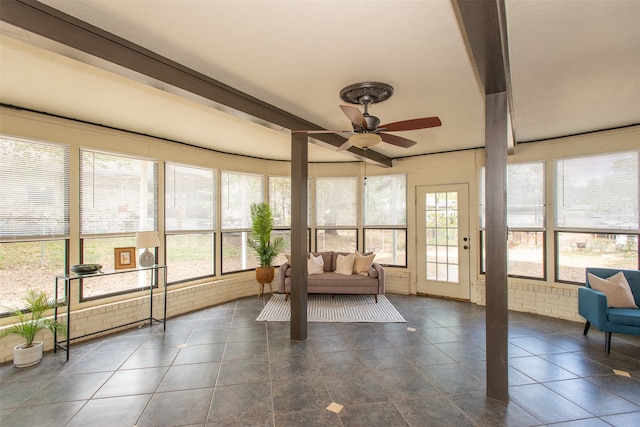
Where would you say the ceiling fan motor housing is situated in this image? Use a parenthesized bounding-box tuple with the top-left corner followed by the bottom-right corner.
(363, 114, 380, 132)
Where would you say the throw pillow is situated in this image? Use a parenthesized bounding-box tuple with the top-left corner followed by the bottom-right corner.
(353, 251, 376, 276)
(315, 252, 333, 272)
(335, 253, 354, 275)
(307, 253, 324, 275)
(285, 254, 291, 264)
(588, 272, 638, 308)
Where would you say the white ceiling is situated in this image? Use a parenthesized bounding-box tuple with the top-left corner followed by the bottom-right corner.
(1, 0, 639, 163)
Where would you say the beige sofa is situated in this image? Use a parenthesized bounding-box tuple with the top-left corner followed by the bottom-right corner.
(278, 251, 385, 302)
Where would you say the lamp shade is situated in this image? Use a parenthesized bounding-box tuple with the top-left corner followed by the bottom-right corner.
(135, 231, 160, 249)
(349, 133, 382, 149)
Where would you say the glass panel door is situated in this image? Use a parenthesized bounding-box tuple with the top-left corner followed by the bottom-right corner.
(417, 184, 470, 300)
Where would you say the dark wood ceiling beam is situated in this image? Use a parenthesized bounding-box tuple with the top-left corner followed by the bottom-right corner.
(454, 0, 515, 151)
(454, 0, 506, 95)
(0, 0, 393, 167)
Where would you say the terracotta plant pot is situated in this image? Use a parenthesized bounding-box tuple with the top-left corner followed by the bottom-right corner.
(255, 266, 275, 284)
(13, 341, 44, 368)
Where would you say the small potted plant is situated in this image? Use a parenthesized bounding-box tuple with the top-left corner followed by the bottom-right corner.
(0, 289, 67, 367)
(247, 202, 285, 291)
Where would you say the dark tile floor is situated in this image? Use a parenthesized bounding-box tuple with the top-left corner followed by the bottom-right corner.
(1, 293, 639, 426)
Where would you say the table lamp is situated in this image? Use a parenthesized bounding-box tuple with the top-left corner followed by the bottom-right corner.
(135, 231, 160, 267)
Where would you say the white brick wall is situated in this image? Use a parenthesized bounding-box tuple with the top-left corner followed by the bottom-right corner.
(475, 277, 582, 322)
(378, 270, 581, 323)
(385, 269, 411, 295)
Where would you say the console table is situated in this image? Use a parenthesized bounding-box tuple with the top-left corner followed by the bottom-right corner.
(54, 265, 167, 360)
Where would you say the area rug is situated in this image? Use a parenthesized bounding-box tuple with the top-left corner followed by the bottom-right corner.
(256, 294, 406, 323)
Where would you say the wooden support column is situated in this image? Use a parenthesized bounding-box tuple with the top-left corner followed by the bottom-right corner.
(485, 91, 509, 401)
(455, 0, 513, 401)
(290, 132, 308, 341)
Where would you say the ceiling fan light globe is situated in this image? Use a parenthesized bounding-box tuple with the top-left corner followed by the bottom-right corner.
(349, 133, 382, 149)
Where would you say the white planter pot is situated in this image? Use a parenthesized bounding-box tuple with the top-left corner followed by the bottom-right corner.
(13, 341, 44, 368)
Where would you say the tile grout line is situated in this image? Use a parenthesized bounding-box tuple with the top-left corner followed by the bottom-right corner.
(204, 300, 235, 425)
(262, 294, 277, 427)
(132, 324, 186, 426)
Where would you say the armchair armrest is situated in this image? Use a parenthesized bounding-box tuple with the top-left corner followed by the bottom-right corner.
(578, 286, 609, 329)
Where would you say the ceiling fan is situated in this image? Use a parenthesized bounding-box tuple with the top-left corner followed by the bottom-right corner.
(295, 82, 442, 150)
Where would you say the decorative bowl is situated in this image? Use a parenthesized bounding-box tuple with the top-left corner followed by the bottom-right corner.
(70, 264, 102, 275)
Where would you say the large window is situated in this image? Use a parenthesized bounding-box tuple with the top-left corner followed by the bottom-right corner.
(480, 162, 546, 279)
(221, 171, 262, 273)
(165, 163, 216, 283)
(505, 162, 546, 279)
(555, 151, 639, 282)
(363, 174, 407, 266)
(80, 150, 157, 299)
(0, 137, 69, 311)
(315, 177, 357, 252)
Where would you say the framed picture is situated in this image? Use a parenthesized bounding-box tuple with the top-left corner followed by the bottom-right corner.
(114, 247, 136, 269)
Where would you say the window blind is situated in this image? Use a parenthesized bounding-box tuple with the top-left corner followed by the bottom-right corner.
(556, 150, 639, 230)
(269, 176, 291, 227)
(165, 163, 216, 231)
(315, 177, 357, 226)
(0, 137, 69, 239)
(221, 171, 262, 229)
(80, 149, 157, 235)
(479, 162, 546, 229)
(507, 162, 545, 228)
(364, 174, 407, 226)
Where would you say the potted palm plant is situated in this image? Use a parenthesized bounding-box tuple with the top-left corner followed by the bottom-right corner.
(247, 202, 285, 292)
(0, 289, 66, 367)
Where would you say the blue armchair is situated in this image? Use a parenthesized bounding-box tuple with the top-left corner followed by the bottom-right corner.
(578, 267, 640, 353)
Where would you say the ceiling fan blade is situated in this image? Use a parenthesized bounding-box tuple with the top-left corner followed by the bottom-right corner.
(380, 133, 417, 148)
(337, 140, 352, 151)
(379, 116, 441, 132)
(340, 105, 367, 128)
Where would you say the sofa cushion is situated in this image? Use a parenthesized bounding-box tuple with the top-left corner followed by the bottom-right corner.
(311, 252, 334, 272)
(335, 253, 354, 275)
(308, 254, 325, 275)
(306, 272, 378, 287)
(608, 308, 640, 327)
(588, 272, 638, 308)
(353, 251, 376, 275)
